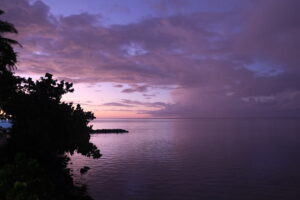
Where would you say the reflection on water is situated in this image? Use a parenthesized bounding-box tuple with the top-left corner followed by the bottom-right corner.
(69, 118, 300, 200)
(0, 120, 12, 128)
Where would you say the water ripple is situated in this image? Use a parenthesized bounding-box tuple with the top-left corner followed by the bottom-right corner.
(69, 118, 300, 200)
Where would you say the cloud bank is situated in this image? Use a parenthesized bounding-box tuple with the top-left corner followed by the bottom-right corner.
(2, 0, 300, 117)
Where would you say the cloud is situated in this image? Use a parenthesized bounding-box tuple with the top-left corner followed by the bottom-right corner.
(121, 99, 168, 108)
(151, 0, 192, 15)
(1, 0, 300, 117)
(113, 84, 123, 88)
(121, 85, 149, 93)
(143, 93, 156, 99)
(101, 99, 168, 109)
(101, 102, 134, 107)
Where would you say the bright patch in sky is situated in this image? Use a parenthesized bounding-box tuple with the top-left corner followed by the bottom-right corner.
(62, 82, 174, 118)
(122, 42, 148, 56)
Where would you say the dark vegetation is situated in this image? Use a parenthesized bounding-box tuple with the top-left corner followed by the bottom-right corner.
(80, 166, 91, 174)
(91, 129, 129, 134)
(0, 10, 100, 199)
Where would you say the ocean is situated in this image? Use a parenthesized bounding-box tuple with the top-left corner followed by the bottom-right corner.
(69, 118, 300, 200)
(0, 120, 12, 129)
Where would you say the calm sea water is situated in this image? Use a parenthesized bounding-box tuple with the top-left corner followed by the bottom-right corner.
(0, 120, 12, 129)
(69, 118, 300, 200)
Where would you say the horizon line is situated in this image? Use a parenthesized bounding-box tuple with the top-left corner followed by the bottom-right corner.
(94, 116, 300, 120)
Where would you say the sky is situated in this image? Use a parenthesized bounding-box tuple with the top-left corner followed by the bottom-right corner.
(1, 0, 300, 118)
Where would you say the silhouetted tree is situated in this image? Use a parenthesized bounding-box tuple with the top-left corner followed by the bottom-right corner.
(4, 73, 101, 158)
(0, 9, 20, 119)
(0, 9, 20, 72)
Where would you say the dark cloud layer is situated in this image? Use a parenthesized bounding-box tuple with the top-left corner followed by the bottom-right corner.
(101, 102, 134, 107)
(121, 85, 149, 93)
(1, 0, 300, 117)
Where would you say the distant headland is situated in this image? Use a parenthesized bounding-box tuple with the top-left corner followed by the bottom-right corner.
(91, 129, 129, 134)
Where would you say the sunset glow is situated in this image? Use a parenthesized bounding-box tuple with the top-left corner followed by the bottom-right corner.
(2, 0, 300, 118)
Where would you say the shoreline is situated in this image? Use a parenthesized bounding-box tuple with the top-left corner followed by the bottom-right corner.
(91, 129, 129, 134)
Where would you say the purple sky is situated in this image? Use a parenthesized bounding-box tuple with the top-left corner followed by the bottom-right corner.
(1, 0, 300, 118)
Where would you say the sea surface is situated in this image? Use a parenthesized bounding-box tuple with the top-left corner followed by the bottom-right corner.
(0, 120, 12, 129)
(69, 118, 300, 200)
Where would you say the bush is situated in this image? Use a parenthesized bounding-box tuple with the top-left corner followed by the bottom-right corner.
(1, 73, 101, 159)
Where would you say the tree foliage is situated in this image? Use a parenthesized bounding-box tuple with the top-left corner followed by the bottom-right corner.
(0, 153, 93, 200)
(0, 9, 20, 72)
(2, 73, 101, 158)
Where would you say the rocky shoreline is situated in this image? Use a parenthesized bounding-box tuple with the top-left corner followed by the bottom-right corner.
(91, 129, 129, 134)
(0, 126, 129, 147)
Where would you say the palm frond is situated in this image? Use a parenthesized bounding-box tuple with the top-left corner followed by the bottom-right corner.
(0, 9, 20, 72)
(0, 37, 22, 46)
(0, 21, 18, 34)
